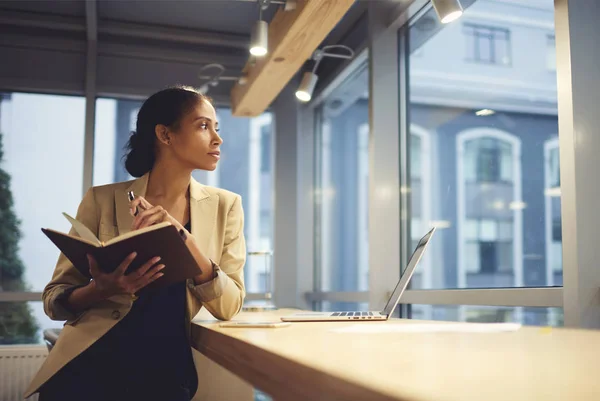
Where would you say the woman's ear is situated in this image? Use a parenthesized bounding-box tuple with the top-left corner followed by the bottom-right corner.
(155, 124, 171, 145)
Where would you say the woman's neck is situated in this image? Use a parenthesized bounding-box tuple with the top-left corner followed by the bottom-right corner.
(145, 162, 191, 203)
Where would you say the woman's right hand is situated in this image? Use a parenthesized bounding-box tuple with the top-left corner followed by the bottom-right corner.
(87, 252, 165, 298)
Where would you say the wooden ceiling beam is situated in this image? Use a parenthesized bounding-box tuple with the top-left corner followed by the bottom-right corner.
(230, 0, 355, 117)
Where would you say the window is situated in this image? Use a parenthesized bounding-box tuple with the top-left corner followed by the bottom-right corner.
(547, 34, 556, 71)
(315, 64, 369, 293)
(410, 305, 563, 327)
(0, 92, 86, 343)
(94, 100, 274, 295)
(464, 23, 511, 65)
(406, 0, 560, 301)
(94, 98, 142, 186)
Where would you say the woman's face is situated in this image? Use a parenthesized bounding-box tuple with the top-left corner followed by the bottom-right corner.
(168, 99, 223, 171)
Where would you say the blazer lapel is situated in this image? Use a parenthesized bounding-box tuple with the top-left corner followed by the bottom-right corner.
(189, 177, 217, 256)
(115, 173, 149, 235)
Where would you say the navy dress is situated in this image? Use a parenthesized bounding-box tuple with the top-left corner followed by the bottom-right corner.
(39, 222, 198, 401)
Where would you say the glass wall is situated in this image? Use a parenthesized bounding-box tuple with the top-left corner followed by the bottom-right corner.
(405, 0, 559, 325)
(94, 99, 274, 294)
(315, 64, 369, 299)
(0, 92, 86, 343)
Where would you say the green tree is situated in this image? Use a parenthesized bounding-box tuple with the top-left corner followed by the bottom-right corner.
(0, 132, 39, 344)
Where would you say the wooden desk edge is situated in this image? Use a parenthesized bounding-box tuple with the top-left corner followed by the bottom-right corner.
(191, 323, 407, 401)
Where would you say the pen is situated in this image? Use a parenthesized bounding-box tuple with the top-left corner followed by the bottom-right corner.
(127, 191, 139, 216)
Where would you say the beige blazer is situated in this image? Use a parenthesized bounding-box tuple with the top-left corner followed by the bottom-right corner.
(25, 173, 246, 398)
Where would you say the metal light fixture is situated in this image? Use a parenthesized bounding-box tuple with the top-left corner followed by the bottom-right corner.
(197, 63, 225, 94)
(250, 20, 268, 56)
(296, 72, 319, 102)
(432, 0, 463, 24)
(295, 45, 355, 103)
(250, 0, 269, 57)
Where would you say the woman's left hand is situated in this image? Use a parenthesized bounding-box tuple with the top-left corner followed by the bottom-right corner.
(130, 196, 184, 232)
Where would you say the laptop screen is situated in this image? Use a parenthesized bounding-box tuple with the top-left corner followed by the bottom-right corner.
(380, 227, 436, 316)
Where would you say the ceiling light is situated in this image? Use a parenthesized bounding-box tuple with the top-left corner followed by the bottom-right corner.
(296, 72, 318, 102)
(432, 0, 463, 24)
(284, 0, 297, 11)
(430, 220, 451, 229)
(250, 20, 268, 57)
(476, 109, 495, 116)
(509, 201, 527, 210)
(295, 45, 355, 103)
(250, 0, 269, 57)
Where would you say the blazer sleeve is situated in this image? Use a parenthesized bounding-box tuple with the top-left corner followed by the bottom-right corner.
(189, 195, 246, 320)
(43, 187, 98, 321)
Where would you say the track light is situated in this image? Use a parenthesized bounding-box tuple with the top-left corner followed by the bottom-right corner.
(198, 63, 225, 94)
(296, 72, 319, 102)
(250, 0, 269, 57)
(295, 45, 355, 103)
(250, 20, 268, 56)
(432, 0, 463, 24)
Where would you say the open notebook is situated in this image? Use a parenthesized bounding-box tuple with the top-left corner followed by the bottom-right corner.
(42, 213, 203, 291)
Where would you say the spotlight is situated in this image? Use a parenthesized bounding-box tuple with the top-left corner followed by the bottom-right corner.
(250, 20, 268, 57)
(250, 0, 269, 57)
(295, 45, 355, 103)
(296, 72, 318, 102)
(432, 0, 463, 24)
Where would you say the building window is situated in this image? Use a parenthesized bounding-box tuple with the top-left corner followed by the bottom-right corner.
(465, 219, 513, 274)
(464, 23, 511, 65)
(458, 130, 522, 288)
(547, 35, 556, 71)
(464, 137, 513, 184)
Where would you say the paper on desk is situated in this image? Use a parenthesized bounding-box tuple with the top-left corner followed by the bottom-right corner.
(330, 322, 521, 334)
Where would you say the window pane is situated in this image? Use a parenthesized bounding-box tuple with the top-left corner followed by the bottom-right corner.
(409, 305, 563, 327)
(93, 100, 274, 295)
(407, 0, 561, 289)
(93, 98, 141, 186)
(316, 64, 369, 292)
(546, 35, 557, 71)
(0, 302, 63, 345)
(0, 92, 85, 294)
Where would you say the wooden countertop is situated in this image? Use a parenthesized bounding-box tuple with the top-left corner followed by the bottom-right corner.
(191, 308, 600, 401)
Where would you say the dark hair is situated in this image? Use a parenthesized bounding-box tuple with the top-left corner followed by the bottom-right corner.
(124, 86, 210, 177)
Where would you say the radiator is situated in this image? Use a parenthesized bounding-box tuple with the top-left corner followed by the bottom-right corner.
(0, 345, 47, 401)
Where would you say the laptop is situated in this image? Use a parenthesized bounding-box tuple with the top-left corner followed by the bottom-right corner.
(281, 227, 436, 322)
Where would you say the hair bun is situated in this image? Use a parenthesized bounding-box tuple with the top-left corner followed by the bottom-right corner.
(124, 131, 155, 178)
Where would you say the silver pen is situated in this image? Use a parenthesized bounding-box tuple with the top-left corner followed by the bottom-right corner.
(127, 191, 139, 216)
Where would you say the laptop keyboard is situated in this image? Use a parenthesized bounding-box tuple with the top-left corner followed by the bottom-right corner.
(331, 312, 374, 317)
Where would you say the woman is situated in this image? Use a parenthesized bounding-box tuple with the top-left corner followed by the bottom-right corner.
(25, 86, 246, 401)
